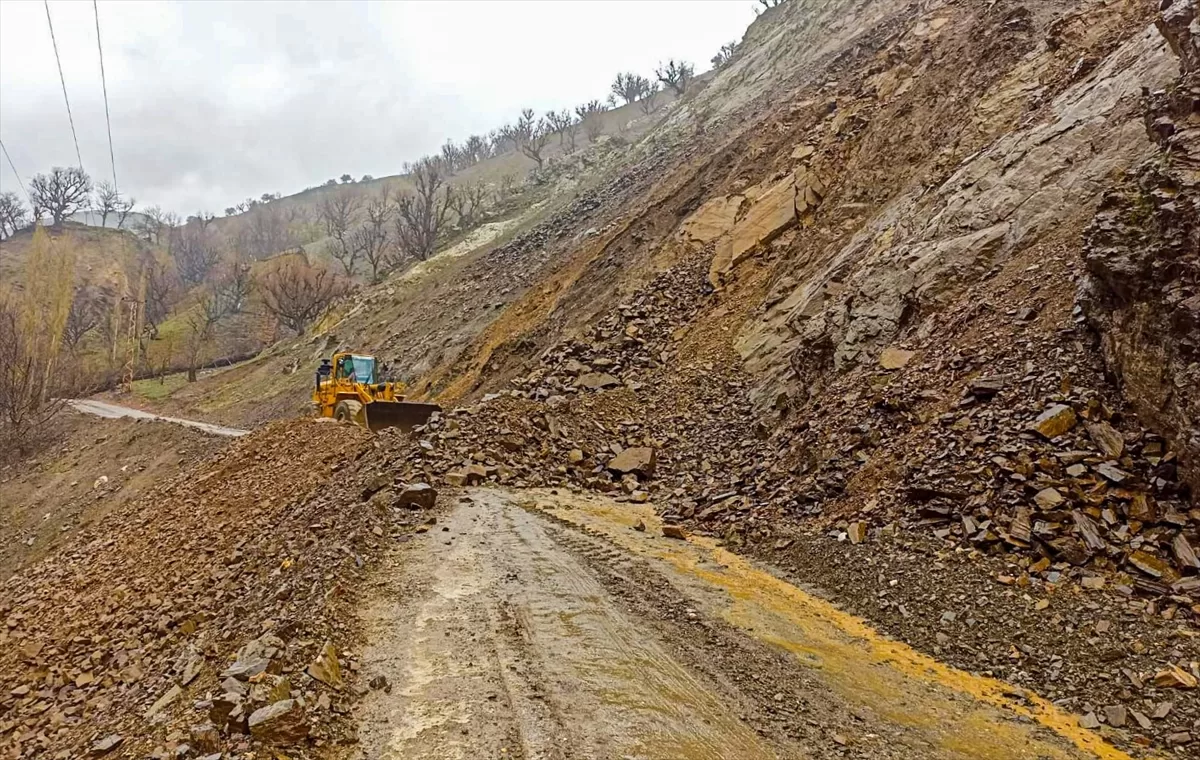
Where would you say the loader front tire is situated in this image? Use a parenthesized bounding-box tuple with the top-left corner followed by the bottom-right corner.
(334, 400, 364, 426)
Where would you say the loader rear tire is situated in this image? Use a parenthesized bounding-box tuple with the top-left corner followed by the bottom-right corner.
(334, 400, 364, 426)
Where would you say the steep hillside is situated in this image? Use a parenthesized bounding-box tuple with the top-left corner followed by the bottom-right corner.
(10, 1, 1200, 757)
(369, 0, 1200, 749)
(0, 223, 151, 291)
(205, 94, 680, 266)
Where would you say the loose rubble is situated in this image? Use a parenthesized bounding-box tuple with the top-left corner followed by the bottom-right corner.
(0, 420, 441, 759)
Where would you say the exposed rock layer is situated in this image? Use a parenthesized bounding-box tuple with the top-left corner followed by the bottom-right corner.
(1083, 0, 1200, 494)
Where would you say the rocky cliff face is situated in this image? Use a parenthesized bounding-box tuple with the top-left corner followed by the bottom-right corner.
(1083, 0, 1200, 495)
(734, 0, 1176, 417)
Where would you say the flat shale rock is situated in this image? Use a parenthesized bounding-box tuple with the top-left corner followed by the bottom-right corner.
(608, 447, 657, 477)
(248, 699, 309, 744)
(1031, 404, 1078, 439)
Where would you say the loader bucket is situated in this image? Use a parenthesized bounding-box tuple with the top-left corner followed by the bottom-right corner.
(362, 400, 442, 433)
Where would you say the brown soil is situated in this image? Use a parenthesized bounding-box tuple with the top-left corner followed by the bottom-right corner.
(0, 411, 227, 579)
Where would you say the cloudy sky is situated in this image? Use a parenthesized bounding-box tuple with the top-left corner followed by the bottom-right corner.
(0, 0, 755, 215)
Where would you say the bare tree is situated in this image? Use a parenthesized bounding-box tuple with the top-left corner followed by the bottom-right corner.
(348, 230, 385, 284)
(211, 257, 254, 316)
(463, 134, 491, 164)
(115, 196, 136, 230)
(172, 224, 221, 287)
(351, 188, 392, 283)
(29, 195, 45, 226)
(93, 181, 121, 227)
(29, 167, 92, 226)
(183, 280, 238, 381)
(711, 41, 737, 68)
(393, 157, 453, 263)
(188, 211, 216, 231)
(639, 82, 662, 115)
(655, 59, 694, 96)
(62, 283, 109, 352)
(544, 109, 575, 150)
(0, 191, 28, 239)
(497, 174, 519, 202)
(576, 100, 608, 142)
(447, 180, 488, 229)
(138, 205, 169, 245)
(514, 108, 552, 170)
(611, 72, 652, 105)
(240, 202, 294, 259)
(441, 140, 465, 172)
(143, 256, 176, 338)
(317, 191, 361, 276)
(258, 255, 349, 334)
(488, 128, 510, 155)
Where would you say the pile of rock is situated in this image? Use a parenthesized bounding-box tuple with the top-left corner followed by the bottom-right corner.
(0, 419, 436, 759)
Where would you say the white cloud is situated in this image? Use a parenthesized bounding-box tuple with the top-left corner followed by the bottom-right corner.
(0, 0, 754, 214)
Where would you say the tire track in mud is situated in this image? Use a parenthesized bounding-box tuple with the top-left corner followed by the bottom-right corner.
(357, 490, 791, 759)
(356, 489, 1145, 760)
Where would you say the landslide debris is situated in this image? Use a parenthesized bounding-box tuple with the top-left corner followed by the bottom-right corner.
(0, 419, 440, 759)
(364, 1, 1200, 750)
(12, 0, 1197, 755)
(0, 413, 227, 579)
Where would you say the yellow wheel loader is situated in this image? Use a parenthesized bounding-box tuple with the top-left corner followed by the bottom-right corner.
(312, 352, 440, 432)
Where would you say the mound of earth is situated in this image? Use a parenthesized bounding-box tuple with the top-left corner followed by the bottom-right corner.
(0, 412, 227, 579)
(0, 419, 440, 759)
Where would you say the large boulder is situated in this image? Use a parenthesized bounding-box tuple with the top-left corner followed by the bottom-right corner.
(396, 483, 437, 510)
(607, 447, 657, 478)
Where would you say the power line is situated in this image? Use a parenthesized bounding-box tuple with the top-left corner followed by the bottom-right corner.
(93, 0, 117, 192)
(44, 1, 85, 173)
(0, 139, 33, 204)
(43, 0, 91, 225)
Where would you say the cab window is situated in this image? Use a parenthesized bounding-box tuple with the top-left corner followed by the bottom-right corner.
(353, 356, 375, 383)
(338, 355, 375, 383)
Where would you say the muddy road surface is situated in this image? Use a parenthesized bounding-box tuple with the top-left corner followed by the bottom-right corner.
(356, 489, 1139, 760)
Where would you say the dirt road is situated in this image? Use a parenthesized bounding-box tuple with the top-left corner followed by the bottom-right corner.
(357, 489, 1137, 760)
(67, 398, 249, 437)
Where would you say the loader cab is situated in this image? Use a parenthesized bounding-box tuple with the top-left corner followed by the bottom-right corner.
(335, 354, 376, 384)
(315, 358, 332, 392)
